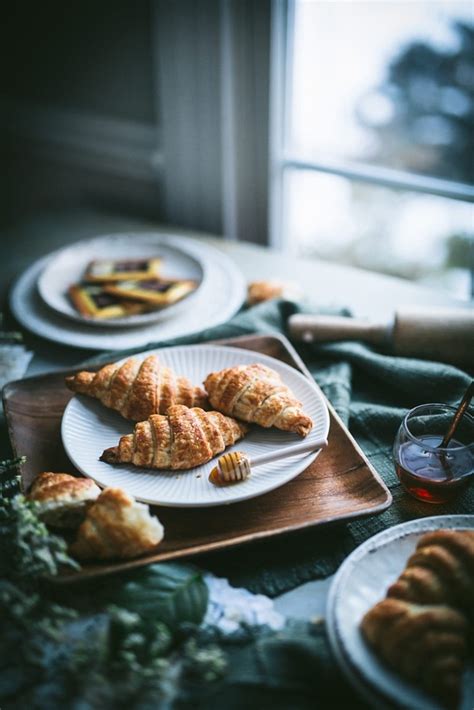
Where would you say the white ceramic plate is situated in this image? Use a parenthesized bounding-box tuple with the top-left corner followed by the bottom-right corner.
(10, 243, 246, 350)
(61, 344, 330, 507)
(327, 515, 474, 710)
(37, 233, 205, 328)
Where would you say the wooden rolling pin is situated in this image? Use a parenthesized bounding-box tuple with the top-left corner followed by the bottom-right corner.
(288, 307, 474, 368)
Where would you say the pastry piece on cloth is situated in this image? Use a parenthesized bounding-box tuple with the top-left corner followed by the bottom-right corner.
(70, 487, 164, 561)
(361, 598, 469, 709)
(65, 354, 208, 421)
(247, 280, 300, 306)
(27, 472, 101, 528)
(104, 278, 197, 307)
(204, 363, 313, 437)
(68, 283, 150, 320)
(101, 405, 248, 471)
(84, 258, 162, 283)
(387, 530, 474, 616)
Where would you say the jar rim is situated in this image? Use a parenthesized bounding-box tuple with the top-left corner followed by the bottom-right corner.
(402, 403, 474, 452)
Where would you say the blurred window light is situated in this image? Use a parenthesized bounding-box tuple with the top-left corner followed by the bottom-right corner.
(274, 0, 474, 299)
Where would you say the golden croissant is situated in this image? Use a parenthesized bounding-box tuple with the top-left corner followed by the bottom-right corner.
(65, 354, 208, 421)
(387, 530, 474, 615)
(204, 363, 313, 437)
(70, 487, 164, 561)
(100, 405, 248, 470)
(361, 598, 468, 709)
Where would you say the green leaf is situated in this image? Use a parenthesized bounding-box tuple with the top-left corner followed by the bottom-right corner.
(101, 563, 209, 629)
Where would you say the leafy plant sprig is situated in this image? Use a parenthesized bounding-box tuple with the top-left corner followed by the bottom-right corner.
(0, 456, 26, 497)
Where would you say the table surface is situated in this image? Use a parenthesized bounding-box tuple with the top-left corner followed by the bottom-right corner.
(1, 208, 470, 621)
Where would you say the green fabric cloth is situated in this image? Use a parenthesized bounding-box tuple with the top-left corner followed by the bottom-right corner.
(87, 299, 473, 597)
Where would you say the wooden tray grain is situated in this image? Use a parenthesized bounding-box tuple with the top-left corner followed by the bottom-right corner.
(3, 333, 391, 582)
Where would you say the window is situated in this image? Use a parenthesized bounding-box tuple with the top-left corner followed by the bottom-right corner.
(270, 0, 474, 299)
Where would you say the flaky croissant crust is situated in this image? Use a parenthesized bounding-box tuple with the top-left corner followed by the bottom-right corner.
(204, 363, 313, 437)
(70, 487, 164, 561)
(65, 354, 208, 421)
(101, 405, 248, 471)
(361, 598, 468, 709)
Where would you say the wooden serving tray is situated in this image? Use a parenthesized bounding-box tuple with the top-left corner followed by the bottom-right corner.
(3, 333, 391, 582)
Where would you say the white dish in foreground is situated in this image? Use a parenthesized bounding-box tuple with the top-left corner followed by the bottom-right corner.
(61, 344, 330, 507)
(37, 233, 205, 328)
(327, 515, 474, 710)
(10, 243, 245, 350)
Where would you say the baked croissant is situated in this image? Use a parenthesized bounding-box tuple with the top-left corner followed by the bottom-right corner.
(100, 405, 248, 470)
(387, 530, 474, 616)
(361, 598, 468, 709)
(70, 487, 164, 561)
(204, 363, 313, 437)
(65, 354, 208, 421)
(27, 472, 101, 528)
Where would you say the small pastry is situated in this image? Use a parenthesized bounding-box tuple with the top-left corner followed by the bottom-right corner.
(103, 278, 197, 307)
(84, 257, 162, 283)
(27, 472, 101, 528)
(70, 487, 164, 561)
(387, 529, 474, 615)
(204, 363, 313, 436)
(247, 280, 300, 306)
(100, 405, 248, 470)
(361, 598, 468, 709)
(65, 354, 208, 421)
(68, 284, 150, 319)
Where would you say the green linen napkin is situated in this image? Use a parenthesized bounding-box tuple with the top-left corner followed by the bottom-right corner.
(86, 299, 473, 597)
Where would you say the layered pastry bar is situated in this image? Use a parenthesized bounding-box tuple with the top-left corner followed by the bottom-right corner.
(68, 284, 151, 319)
(84, 258, 162, 282)
(103, 278, 197, 307)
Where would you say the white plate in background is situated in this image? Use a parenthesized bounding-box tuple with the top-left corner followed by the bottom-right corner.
(37, 233, 205, 328)
(10, 242, 246, 350)
(327, 515, 474, 710)
(61, 344, 330, 507)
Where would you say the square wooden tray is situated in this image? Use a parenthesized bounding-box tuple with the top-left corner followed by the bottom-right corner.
(3, 333, 391, 583)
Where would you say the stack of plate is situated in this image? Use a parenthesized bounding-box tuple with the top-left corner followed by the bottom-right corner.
(10, 232, 246, 350)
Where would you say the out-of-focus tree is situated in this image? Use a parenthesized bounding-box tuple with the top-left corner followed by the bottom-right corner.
(356, 21, 474, 184)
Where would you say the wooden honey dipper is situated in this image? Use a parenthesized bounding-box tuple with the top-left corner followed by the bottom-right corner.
(209, 437, 328, 486)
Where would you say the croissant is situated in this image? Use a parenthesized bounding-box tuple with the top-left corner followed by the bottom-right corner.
(27, 472, 101, 528)
(70, 487, 164, 561)
(65, 354, 208, 421)
(387, 530, 474, 615)
(204, 364, 313, 437)
(361, 598, 468, 709)
(100, 405, 248, 470)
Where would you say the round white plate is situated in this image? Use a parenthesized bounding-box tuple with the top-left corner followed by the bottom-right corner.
(10, 243, 246, 350)
(61, 344, 330, 507)
(327, 515, 474, 710)
(37, 233, 205, 328)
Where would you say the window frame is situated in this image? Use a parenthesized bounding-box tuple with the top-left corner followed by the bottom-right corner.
(268, 0, 474, 291)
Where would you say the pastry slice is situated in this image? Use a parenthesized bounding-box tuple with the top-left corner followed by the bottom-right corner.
(204, 363, 313, 437)
(69, 283, 151, 319)
(103, 278, 197, 307)
(70, 487, 164, 561)
(27, 472, 101, 528)
(100, 405, 248, 470)
(361, 598, 469, 709)
(84, 257, 162, 282)
(65, 354, 208, 421)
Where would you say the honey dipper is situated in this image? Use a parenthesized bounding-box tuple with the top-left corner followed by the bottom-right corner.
(209, 437, 328, 486)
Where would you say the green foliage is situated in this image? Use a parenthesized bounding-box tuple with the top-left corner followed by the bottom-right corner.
(0, 494, 79, 587)
(99, 563, 209, 629)
(0, 456, 26, 497)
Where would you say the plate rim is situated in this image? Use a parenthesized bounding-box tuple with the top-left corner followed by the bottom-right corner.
(10, 244, 246, 350)
(326, 514, 474, 710)
(36, 232, 207, 328)
(61, 343, 330, 508)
